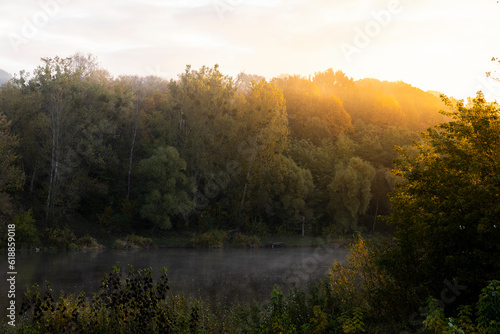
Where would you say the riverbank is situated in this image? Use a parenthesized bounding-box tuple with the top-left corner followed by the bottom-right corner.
(1, 230, 389, 253)
(4, 236, 494, 333)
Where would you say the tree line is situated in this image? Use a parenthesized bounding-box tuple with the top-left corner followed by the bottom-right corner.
(0, 54, 448, 237)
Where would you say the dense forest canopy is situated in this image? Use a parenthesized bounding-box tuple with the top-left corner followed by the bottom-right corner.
(0, 54, 450, 236)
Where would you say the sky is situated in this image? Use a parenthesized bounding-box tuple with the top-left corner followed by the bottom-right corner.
(1, 0, 500, 101)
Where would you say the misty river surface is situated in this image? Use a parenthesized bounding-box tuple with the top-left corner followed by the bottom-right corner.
(1, 246, 346, 317)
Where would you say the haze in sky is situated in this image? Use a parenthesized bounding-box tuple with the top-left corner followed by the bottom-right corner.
(1, 0, 500, 101)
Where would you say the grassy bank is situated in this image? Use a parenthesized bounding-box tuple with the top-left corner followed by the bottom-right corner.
(2, 229, 384, 252)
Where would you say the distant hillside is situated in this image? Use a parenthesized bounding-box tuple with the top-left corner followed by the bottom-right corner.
(0, 69, 12, 85)
(353, 78, 449, 130)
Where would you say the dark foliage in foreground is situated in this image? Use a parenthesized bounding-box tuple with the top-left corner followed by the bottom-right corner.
(4, 242, 499, 333)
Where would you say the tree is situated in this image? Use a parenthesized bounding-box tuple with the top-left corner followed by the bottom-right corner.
(328, 157, 375, 233)
(1, 55, 120, 225)
(384, 92, 500, 302)
(286, 139, 337, 232)
(0, 115, 24, 224)
(251, 155, 314, 233)
(235, 79, 289, 220)
(138, 145, 194, 231)
(274, 75, 352, 145)
(235, 72, 265, 94)
(117, 75, 170, 200)
(170, 65, 237, 184)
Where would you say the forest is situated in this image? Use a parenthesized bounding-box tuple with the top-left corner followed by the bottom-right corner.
(1, 54, 499, 333)
(0, 54, 448, 239)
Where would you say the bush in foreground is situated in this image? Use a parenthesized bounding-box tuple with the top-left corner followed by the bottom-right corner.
(12, 265, 233, 333)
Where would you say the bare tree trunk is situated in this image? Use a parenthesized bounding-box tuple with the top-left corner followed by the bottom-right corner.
(239, 151, 256, 214)
(46, 153, 54, 220)
(46, 91, 63, 223)
(30, 161, 37, 194)
(126, 111, 138, 200)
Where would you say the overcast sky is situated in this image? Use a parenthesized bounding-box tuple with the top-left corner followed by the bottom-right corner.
(1, 0, 500, 100)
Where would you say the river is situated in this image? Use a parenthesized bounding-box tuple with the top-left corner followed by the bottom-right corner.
(1, 245, 346, 318)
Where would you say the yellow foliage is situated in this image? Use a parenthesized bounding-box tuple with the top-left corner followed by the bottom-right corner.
(328, 235, 391, 314)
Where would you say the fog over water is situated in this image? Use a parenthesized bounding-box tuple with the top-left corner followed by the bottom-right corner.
(1, 247, 346, 317)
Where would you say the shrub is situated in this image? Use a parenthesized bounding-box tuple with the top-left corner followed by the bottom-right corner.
(68, 243, 80, 251)
(245, 219, 269, 236)
(112, 234, 155, 249)
(15, 265, 236, 333)
(11, 209, 40, 248)
(423, 280, 500, 334)
(231, 233, 260, 248)
(247, 235, 260, 248)
(232, 232, 248, 247)
(191, 230, 228, 248)
(112, 238, 130, 249)
(76, 235, 104, 250)
(43, 226, 76, 249)
(126, 234, 155, 248)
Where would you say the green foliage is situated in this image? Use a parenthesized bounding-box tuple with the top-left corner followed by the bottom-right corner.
(231, 232, 260, 247)
(191, 230, 228, 248)
(384, 92, 500, 301)
(112, 234, 155, 249)
(422, 280, 500, 334)
(422, 297, 454, 333)
(258, 285, 298, 333)
(250, 155, 315, 232)
(246, 235, 261, 248)
(309, 305, 328, 334)
(75, 235, 103, 249)
(19, 265, 169, 333)
(0, 54, 123, 225)
(274, 74, 352, 145)
(477, 280, 500, 333)
(244, 218, 270, 236)
(340, 307, 365, 333)
(11, 209, 39, 247)
(0, 114, 24, 223)
(138, 145, 194, 231)
(15, 265, 244, 333)
(328, 157, 375, 233)
(0, 55, 448, 239)
(43, 226, 76, 249)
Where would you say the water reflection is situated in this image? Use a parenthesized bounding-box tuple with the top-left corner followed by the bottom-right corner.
(0, 247, 346, 317)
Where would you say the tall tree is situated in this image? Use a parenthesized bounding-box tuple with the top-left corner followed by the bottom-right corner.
(170, 65, 237, 184)
(235, 80, 289, 220)
(2, 55, 119, 225)
(0, 115, 24, 224)
(328, 156, 375, 233)
(138, 145, 194, 231)
(384, 92, 500, 302)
